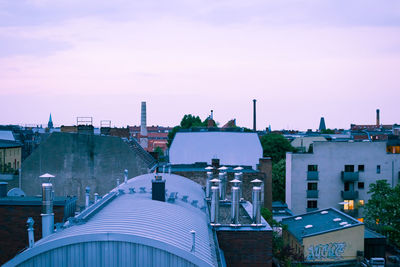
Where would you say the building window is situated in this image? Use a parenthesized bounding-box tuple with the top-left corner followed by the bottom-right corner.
(377, 165, 381, 174)
(307, 200, 317, 209)
(357, 218, 364, 223)
(308, 165, 318, 172)
(345, 165, 354, 172)
(358, 182, 364, 189)
(344, 200, 354, 210)
(307, 182, 318, 190)
(358, 200, 364, 206)
(358, 165, 364, 172)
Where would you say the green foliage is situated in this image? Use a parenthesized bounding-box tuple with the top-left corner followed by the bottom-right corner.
(260, 134, 295, 164)
(272, 159, 286, 202)
(365, 180, 400, 246)
(321, 128, 335, 134)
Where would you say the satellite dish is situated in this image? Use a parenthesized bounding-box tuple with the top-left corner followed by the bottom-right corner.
(7, 188, 26, 197)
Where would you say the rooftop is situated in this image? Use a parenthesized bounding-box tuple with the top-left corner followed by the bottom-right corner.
(281, 208, 363, 243)
(0, 139, 22, 148)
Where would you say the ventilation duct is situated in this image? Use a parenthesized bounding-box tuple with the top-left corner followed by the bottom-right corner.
(41, 183, 54, 238)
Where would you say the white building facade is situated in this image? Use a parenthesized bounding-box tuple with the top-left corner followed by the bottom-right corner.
(286, 141, 400, 220)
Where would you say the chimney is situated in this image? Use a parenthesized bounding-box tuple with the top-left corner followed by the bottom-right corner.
(376, 109, 380, 127)
(41, 183, 54, 238)
(152, 175, 165, 202)
(124, 169, 128, 183)
(27, 217, 35, 248)
(140, 102, 148, 136)
(211, 158, 220, 176)
(0, 182, 8, 197)
(253, 99, 257, 132)
(210, 184, 220, 225)
(210, 110, 214, 120)
(85, 186, 90, 209)
(230, 179, 241, 226)
(251, 185, 262, 226)
(234, 172, 243, 200)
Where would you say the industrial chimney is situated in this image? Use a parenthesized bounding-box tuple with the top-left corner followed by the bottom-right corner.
(253, 99, 257, 132)
(140, 101, 148, 149)
(41, 183, 54, 238)
(376, 109, 380, 127)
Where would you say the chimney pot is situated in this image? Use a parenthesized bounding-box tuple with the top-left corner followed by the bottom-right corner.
(41, 183, 54, 238)
(152, 175, 166, 202)
(210, 185, 220, 225)
(27, 217, 35, 248)
(252, 186, 262, 226)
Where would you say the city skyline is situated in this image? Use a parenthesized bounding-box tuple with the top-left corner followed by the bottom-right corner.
(1, 0, 399, 130)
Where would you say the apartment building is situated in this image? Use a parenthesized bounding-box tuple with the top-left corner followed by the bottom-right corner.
(286, 140, 400, 220)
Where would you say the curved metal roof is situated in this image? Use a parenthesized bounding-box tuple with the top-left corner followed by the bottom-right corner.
(5, 174, 217, 267)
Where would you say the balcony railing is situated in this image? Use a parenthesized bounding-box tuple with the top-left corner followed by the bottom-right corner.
(307, 171, 319, 180)
(307, 190, 319, 198)
(341, 171, 359, 182)
(341, 190, 359, 200)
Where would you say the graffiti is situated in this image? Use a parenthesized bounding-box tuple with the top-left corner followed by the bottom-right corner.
(306, 242, 346, 261)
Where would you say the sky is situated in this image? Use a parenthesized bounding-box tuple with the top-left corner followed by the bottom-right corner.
(0, 0, 400, 130)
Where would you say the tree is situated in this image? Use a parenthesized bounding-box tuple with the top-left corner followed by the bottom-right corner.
(365, 180, 400, 246)
(153, 146, 165, 162)
(260, 134, 296, 164)
(272, 159, 286, 202)
(321, 128, 335, 134)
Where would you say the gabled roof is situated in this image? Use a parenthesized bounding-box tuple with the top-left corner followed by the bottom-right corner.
(169, 132, 263, 169)
(5, 173, 217, 267)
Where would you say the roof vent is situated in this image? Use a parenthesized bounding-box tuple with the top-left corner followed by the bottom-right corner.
(320, 211, 328, 214)
(182, 195, 189, 202)
(191, 200, 198, 207)
(333, 218, 342, 222)
(129, 188, 135, 194)
(343, 224, 351, 227)
(305, 225, 313, 229)
(139, 187, 146, 193)
(295, 217, 302, 220)
(339, 222, 348, 225)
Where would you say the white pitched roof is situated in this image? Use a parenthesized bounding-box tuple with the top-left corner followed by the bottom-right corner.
(169, 132, 263, 169)
(0, 130, 15, 141)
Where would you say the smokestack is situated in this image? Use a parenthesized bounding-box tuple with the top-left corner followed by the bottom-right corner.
(85, 186, 90, 209)
(253, 99, 257, 132)
(0, 182, 8, 197)
(27, 217, 35, 248)
(152, 175, 165, 202)
(210, 184, 220, 225)
(41, 183, 54, 238)
(251, 185, 262, 226)
(141, 102, 148, 136)
(376, 109, 380, 127)
(211, 110, 214, 120)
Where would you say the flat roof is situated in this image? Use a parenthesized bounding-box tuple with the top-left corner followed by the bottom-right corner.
(282, 208, 363, 243)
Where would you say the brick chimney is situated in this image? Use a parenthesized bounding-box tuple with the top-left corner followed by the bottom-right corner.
(258, 157, 272, 211)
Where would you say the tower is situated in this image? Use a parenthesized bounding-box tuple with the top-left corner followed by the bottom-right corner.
(48, 113, 53, 129)
(319, 117, 326, 131)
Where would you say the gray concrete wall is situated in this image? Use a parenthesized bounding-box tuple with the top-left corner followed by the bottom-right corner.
(286, 141, 400, 217)
(21, 132, 151, 207)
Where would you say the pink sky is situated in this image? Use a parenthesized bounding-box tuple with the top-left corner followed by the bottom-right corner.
(1, 0, 399, 130)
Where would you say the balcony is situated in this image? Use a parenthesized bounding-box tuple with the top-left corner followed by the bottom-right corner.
(341, 190, 359, 200)
(307, 190, 319, 198)
(341, 171, 359, 182)
(307, 171, 319, 180)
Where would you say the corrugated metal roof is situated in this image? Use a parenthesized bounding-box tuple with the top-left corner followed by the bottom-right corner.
(6, 174, 217, 267)
(169, 132, 263, 169)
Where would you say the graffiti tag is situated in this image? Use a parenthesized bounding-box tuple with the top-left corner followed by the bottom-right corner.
(306, 242, 346, 261)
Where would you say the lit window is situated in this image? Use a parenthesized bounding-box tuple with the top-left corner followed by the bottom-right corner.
(358, 200, 364, 206)
(344, 200, 354, 210)
(357, 218, 364, 223)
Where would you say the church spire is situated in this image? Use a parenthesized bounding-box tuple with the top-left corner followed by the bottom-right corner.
(48, 113, 53, 129)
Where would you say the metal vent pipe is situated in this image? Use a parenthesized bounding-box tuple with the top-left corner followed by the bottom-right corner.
(94, 193, 100, 203)
(234, 172, 243, 200)
(190, 230, 196, 252)
(252, 186, 262, 226)
(85, 186, 90, 209)
(206, 172, 212, 199)
(124, 169, 128, 183)
(218, 172, 227, 201)
(27, 217, 35, 248)
(210, 185, 220, 225)
(231, 185, 240, 225)
(41, 183, 54, 238)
